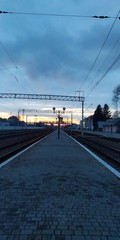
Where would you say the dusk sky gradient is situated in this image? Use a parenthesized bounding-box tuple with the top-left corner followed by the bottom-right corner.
(0, 0, 120, 122)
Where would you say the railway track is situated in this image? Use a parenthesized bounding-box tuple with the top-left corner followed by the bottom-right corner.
(65, 130, 120, 170)
(0, 128, 54, 163)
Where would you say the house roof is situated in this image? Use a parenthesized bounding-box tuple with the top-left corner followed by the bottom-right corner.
(104, 118, 120, 126)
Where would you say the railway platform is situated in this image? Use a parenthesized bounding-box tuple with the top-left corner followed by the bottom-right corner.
(0, 130, 120, 240)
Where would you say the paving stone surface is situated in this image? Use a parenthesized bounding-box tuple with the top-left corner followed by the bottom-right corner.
(0, 130, 120, 240)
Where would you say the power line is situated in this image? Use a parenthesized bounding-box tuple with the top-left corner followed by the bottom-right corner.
(0, 40, 35, 93)
(85, 36, 120, 92)
(0, 66, 16, 71)
(84, 103, 93, 112)
(0, 10, 120, 19)
(79, 10, 120, 90)
(86, 53, 120, 99)
(0, 41, 16, 66)
(0, 59, 19, 81)
(1, 9, 120, 98)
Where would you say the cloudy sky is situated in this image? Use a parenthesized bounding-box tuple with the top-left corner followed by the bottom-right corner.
(0, 0, 120, 122)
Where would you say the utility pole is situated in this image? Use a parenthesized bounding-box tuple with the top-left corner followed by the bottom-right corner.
(81, 100, 84, 136)
(18, 110, 20, 126)
(75, 91, 84, 136)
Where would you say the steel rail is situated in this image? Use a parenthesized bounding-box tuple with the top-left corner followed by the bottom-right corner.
(0, 129, 46, 140)
(79, 137, 120, 164)
(65, 130, 120, 167)
(81, 136, 120, 154)
(0, 129, 54, 163)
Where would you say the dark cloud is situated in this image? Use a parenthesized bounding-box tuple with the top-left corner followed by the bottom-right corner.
(0, 0, 120, 108)
(4, 18, 119, 85)
(5, 27, 82, 79)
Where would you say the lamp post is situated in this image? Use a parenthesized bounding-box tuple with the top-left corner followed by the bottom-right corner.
(53, 107, 66, 139)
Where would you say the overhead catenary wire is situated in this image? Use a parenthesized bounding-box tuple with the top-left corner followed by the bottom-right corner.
(84, 103, 93, 112)
(0, 56, 22, 116)
(86, 53, 120, 99)
(0, 40, 16, 67)
(79, 10, 120, 90)
(0, 59, 19, 82)
(0, 56, 34, 94)
(0, 40, 35, 93)
(0, 10, 120, 19)
(84, 36, 120, 92)
(1, 9, 120, 98)
(0, 66, 17, 71)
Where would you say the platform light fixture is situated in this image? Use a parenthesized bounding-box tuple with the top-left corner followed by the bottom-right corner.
(53, 107, 66, 139)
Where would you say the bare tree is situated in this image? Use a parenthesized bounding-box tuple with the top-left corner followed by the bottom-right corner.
(112, 84, 120, 110)
(113, 110, 120, 118)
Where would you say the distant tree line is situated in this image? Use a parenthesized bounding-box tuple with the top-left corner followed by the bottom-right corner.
(92, 84, 120, 130)
(93, 104, 111, 130)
